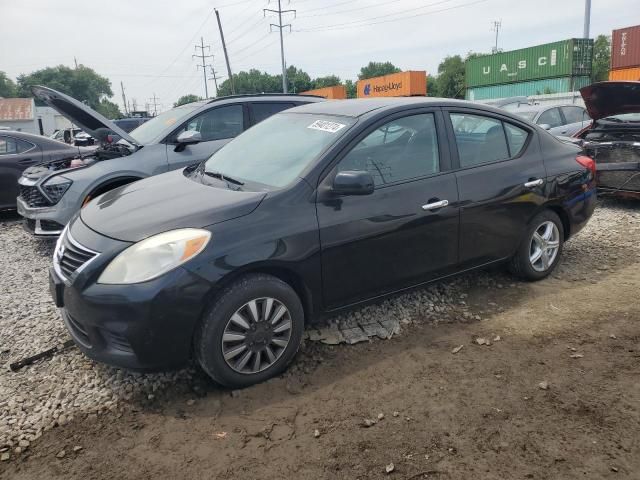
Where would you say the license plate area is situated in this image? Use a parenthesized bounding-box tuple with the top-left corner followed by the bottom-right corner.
(49, 268, 64, 307)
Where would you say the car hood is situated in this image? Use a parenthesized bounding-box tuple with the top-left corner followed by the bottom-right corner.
(31, 86, 140, 147)
(580, 81, 640, 120)
(80, 169, 267, 242)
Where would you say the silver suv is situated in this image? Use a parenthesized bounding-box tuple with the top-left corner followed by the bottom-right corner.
(17, 86, 323, 236)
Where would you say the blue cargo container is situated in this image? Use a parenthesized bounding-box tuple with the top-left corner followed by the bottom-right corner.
(465, 76, 591, 101)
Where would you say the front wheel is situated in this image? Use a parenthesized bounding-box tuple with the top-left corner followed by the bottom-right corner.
(195, 274, 305, 388)
(509, 210, 564, 281)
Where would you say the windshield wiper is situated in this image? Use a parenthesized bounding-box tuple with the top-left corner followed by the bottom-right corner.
(203, 171, 245, 186)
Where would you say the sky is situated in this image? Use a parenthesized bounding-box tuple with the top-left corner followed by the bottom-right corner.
(0, 0, 636, 114)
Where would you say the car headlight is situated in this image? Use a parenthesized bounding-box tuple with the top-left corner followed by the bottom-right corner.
(98, 229, 211, 284)
(42, 175, 72, 204)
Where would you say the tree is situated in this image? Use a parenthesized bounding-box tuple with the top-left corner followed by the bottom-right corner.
(312, 75, 341, 89)
(358, 61, 401, 80)
(16, 65, 113, 109)
(95, 99, 123, 119)
(285, 65, 312, 93)
(435, 55, 465, 99)
(174, 94, 203, 107)
(592, 34, 611, 83)
(344, 80, 357, 99)
(0, 72, 17, 98)
(217, 69, 281, 96)
(426, 75, 439, 97)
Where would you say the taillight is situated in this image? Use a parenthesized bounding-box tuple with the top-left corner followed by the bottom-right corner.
(576, 155, 596, 177)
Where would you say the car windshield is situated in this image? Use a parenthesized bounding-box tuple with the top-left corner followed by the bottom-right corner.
(513, 110, 538, 121)
(129, 103, 202, 144)
(201, 113, 356, 189)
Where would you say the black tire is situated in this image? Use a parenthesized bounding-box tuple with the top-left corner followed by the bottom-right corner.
(509, 210, 564, 281)
(195, 273, 305, 388)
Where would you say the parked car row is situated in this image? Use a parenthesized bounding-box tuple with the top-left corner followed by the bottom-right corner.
(7, 83, 639, 388)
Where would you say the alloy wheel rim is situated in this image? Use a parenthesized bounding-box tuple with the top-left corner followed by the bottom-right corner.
(221, 297, 292, 375)
(529, 221, 560, 272)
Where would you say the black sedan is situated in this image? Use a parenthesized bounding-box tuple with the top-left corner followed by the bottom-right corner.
(0, 131, 90, 210)
(50, 98, 597, 387)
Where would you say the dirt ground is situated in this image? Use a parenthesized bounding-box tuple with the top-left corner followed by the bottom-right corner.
(2, 202, 640, 480)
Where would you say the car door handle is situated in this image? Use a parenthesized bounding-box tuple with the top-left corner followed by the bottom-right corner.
(421, 199, 449, 211)
(524, 179, 544, 188)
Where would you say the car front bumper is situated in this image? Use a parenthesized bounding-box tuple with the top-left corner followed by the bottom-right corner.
(16, 194, 78, 237)
(51, 219, 214, 370)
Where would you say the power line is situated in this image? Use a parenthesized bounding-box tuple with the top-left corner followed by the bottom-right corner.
(295, 0, 490, 32)
(142, 9, 214, 90)
(193, 36, 214, 99)
(297, 0, 410, 18)
(264, 0, 296, 93)
(296, 0, 455, 30)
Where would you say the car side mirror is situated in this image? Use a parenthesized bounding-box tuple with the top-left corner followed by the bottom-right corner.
(539, 124, 551, 131)
(174, 130, 202, 152)
(332, 170, 374, 196)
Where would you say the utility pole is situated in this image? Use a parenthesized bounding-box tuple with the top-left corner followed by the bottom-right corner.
(491, 20, 502, 54)
(264, 0, 296, 93)
(208, 66, 220, 97)
(215, 9, 235, 95)
(148, 93, 160, 116)
(193, 36, 213, 99)
(121, 81, 128, 116)
(583, 0, 591, 38)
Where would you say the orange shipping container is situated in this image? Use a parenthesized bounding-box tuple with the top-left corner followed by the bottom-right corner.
(357, 71, 427, 98)
(300, 85, 347, 99)
(609, 67, 640, 81)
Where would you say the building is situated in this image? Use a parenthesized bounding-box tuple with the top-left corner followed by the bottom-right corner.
(0, 98, 70, 135)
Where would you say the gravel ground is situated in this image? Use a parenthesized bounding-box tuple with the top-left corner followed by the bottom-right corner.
(0, 199, 638, 458)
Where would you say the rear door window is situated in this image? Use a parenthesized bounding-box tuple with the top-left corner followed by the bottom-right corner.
(16, 139, 35, 153)
(449, 113, 510, 167)
(561, 106, 588, 124)
(250, 102, 295, 125)
(178, 105, 244, 141)
(0, 136, 17, 155)
(537, 108, 563, 128)
(503, 123, 529, 156)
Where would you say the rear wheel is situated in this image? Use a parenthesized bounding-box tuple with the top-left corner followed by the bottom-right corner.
(195, 274, 304, 388)
(509, 210, 564, 281)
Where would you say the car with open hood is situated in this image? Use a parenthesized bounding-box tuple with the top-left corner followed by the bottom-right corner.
(1, 130, 94, 211)
(16, 86, 323, 236)
(50, 97, 596, 388)
(571, 81, 640, 198)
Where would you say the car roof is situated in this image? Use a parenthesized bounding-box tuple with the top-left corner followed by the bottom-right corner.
(1, 130, 78, 149)
(287, 97, 511, 118)
(186, 94, 325, 108)
(514, 104, 584, 114)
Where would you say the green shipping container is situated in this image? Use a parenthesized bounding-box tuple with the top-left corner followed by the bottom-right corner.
(465, 76, 592, 101)
(466, 39, 593, 88)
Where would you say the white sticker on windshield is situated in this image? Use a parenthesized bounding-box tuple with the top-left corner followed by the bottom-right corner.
(307, 119, 346, 133)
